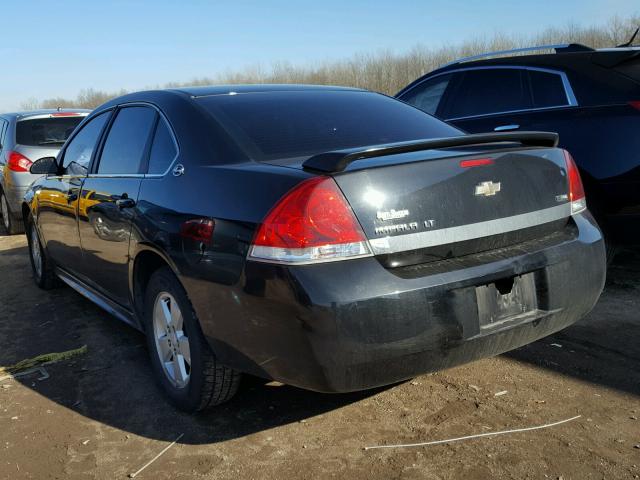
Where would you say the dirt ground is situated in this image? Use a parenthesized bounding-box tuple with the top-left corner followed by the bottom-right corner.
(0, 229, 638, 480)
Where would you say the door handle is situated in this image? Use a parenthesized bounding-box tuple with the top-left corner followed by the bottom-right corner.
(494, 124, 520, 132)
(116, 198, 136, 209)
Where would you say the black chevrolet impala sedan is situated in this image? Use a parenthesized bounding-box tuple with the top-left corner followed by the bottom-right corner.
(22, 85, 606, 411)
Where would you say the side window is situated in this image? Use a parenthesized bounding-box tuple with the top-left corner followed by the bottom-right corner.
(529, 70, 569, 108)
(97, 106, 156, 175)
(62, 111, 110, 176)
(444, 69, 531, 119)
(401, 74, 452, 115)
(147, 118, 178, 174)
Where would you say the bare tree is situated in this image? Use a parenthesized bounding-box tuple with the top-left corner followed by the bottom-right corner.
(23, 14, 640, 109)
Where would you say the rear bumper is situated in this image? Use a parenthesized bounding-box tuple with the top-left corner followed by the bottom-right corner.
(3, 184, 28, 218)
(193, 212, 606, 393)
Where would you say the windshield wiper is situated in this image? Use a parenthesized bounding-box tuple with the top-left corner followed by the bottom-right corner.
(38, 140, 65, 145)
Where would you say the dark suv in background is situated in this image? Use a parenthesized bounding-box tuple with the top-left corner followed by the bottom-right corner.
(397, 43, 640, 257)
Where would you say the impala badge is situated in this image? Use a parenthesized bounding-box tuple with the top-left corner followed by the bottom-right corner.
(475, 181, 501, 197)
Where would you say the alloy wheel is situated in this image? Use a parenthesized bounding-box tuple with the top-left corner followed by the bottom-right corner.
(153, 292, 191, 388)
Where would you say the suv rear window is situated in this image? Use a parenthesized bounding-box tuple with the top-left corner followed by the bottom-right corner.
(198, 90, 461, 161)
(16, 116, 84, 147)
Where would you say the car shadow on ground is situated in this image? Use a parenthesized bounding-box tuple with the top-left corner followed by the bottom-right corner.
(1, 228, 639, 445)
(0, 234, 390, 445)
(505, 248, 640, 397)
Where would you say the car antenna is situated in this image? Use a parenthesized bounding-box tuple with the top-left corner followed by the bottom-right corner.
(616, 26, 639, 48)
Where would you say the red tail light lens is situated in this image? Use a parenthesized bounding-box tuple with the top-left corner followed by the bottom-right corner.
(563, 150, 586, 214)
(7, 151, 33, 172)
(250, 176, 371, 264)
(180, 219, 215, 244)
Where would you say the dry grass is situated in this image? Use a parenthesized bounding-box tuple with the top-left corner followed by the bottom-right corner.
(22, 15, 640, 110)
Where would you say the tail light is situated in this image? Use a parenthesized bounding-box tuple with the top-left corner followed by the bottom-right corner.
(7, 151, 33, 172)
(563, 150, 586, 215)
(629, 101, 640, 111)
(249, 176, 372, 264)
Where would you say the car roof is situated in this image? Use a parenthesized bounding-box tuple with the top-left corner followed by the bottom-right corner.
(424, 45, 639, 74)
(93, 84, 370, 113)
(397, 45, 640, 99)
(168, 84, 365, 97)
(0, 109, 91, 120)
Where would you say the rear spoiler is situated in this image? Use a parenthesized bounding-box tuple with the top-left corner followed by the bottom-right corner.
(302, 131, 559, 173)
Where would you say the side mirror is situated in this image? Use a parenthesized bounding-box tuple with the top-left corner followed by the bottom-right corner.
(30, 157, 58, 175)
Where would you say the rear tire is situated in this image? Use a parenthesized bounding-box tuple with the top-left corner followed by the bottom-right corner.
(26, 217, 58, 290)
(143, 266, 241, 412)
(1, 192, 23, 235)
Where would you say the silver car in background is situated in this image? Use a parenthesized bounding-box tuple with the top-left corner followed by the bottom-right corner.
(0, 109, 89, 233)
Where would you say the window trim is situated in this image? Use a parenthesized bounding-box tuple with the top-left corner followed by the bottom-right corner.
(86, 102, 180, 179)
(400, 65, 578, 122)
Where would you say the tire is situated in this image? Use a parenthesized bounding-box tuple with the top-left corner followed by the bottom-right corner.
(143, 266, 241, 412)
(26, 217, 59, 289)
(1, 192, 24, 235)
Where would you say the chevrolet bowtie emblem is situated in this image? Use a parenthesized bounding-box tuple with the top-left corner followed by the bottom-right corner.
(475, 181, 501, 197)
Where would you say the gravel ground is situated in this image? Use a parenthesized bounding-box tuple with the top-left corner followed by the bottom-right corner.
(0, 229, 638, 480)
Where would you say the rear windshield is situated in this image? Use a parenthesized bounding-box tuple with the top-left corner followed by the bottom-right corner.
(197, 90, 462, 161)
(16, 116, 85, 147)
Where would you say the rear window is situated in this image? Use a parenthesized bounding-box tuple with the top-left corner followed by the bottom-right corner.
(197, 90, 461, 161)
(16, 116, 84, 147)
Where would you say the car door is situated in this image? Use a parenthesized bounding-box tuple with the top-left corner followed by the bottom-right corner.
(36, 111, 111, 275)
(437, 67, 578, 136)
(434, 67, 534, 134)
(77, 105, 157, 307)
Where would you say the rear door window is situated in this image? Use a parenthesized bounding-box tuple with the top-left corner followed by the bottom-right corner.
(400, 74, 453, 115)
(444, 68, 531, 119)
(16, 116, 84, 147)
(528, 70, 570, 108)
(147, 117, 177, 174)
(61, 112, 111, 176)
(97, 106, 157, 175)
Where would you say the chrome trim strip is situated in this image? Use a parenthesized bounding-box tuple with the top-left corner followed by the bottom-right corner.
(368, 204, 571, 255)
(439, 44, 571, 68)
(400, 65, 579, 121)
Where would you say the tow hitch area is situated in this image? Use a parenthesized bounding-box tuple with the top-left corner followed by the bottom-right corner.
(476, 272, 539, 331)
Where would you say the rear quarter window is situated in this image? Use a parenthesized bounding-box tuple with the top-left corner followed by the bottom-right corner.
(528, 70, 570, 108)
(16, 116, 84, 147)
(147, 118, 177, 174)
